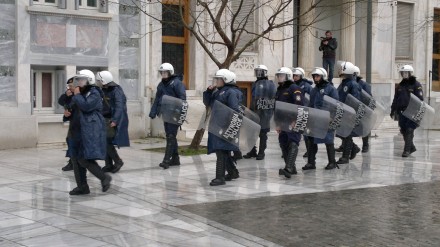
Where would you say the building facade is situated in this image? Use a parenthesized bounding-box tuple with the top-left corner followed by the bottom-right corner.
(1, 0, 440, 149)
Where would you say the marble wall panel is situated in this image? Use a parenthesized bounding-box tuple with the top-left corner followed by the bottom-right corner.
(119, 78, 139, 100)
(0, 75, 16, 102)
(119, 47, 138, 70)
(119, 14, 140, 39)
(0, 2, 16, 103)
(30, 15, 109, 56)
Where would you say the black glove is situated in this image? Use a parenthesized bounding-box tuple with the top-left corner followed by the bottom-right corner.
(390, 110, 395, 119)
(149, 111, 156, 119)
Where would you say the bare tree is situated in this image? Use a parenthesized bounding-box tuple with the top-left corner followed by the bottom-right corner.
(118, 0, 366, 149)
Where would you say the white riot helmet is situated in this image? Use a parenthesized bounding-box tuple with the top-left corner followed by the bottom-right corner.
(158, 63, 174, 77)
(311, 67, 328, 80)
(213, 69, 236, 85)
(338, 61, 357, 76)
(292, 67, 305, 78)
(399, 64, 414, 79)
(254, 64, 268, 78)
(275, 67, 293, 82)
(74, 69, 96, 87)
(96, 71, 115, 85)
(353, 66, 360, 77)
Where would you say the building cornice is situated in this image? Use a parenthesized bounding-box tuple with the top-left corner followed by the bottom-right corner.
(27, 6, 112, 21)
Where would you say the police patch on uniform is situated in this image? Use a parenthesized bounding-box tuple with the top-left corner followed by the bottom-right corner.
(320, 89, 325, 94)
(343, 86, 348, 92)
(296, 95, 301, 101)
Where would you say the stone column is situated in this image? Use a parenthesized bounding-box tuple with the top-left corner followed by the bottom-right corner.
(340, 0, 356, 63)
(298, 0, 315, 73)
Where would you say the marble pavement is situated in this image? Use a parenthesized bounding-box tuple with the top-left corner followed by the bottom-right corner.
(0, 128, 439, 246)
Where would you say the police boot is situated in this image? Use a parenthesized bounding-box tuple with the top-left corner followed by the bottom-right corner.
(279, 143, 298, 178)
(303, 137, 309, 158)
(408, 128, 417, 154)
(171, 153, 180, 166)
(107, 145, 124, 173)
(243, 146, 258, 159)
(256, 132, 268, 160)
(225, 154, 239, 181)
(324, 144, 339, 170)
(350, 142, 360, 160)
(302, 143, 317, 170)
(402, 130, 412, 157)
(362, 135, 370, 153)
(101, 154, 114, 173)
(159, 135, 174, 169)
(233, 151, 243, 160)
(69, 158, 90, 195)
(337, 138, 353, 164)
(62, 159, 73, 171)
(210, 151, 226, 186)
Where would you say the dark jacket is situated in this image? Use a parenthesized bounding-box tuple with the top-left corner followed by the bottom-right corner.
(357, 77, 372, 96)
(58, 93, 73, 122)
(338, 77, 361, 102)
(295, 78, 313, 96)
(72, 86, 106, 160)
(319, 38, 338, 58)
(149, 75, 186, 118)
(103, 83, 130, 147)
(310, 80, 339, 144)
(203, 84, 243, 154)
(391, 76, 423, 130)
(275, 80, 303, 145)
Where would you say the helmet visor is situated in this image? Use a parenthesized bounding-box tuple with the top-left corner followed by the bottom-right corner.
(254, 69, 267, 78)
(400, 71, 410, 79)
(275, 73, 287, 83)
(158, 70, 171, 78)
(73, 76, 89, 87)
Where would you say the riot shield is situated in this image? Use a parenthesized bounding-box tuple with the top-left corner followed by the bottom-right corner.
(239, 105, 260, 124)
(272, 101, 331, 139)
(322, 95, 357, 138)
(360, 89, 387, 129)
(208, 100, 261, 152)
(304, 93, 310, 107)
(344, 94, 376, 137)
(252, 80, 276, 129)
(402, 93, 435, 129)
(160, 95, 188, 125)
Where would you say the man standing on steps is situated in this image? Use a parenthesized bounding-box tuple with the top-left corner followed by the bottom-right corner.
(319, 31, 338, 84)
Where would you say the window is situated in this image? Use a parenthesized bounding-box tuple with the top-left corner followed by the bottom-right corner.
(33, 0, 57, 5)
(395, 2, 414, 59)
(162, 0, 189, 88)
(231, 0, 258, 52)
(33, 71, 55, 112)
(79, 0, 97, 8)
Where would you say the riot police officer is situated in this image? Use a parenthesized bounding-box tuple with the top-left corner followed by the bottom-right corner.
(275, 67, 303, 178)
(203, 69, 243, 186)
(58, 77, 75, 171)
(97, 71, 130, 173)
(292, 67, 313, 158)
(354, 66, 372, 153)
(302, 67, 340, 170)
(149, 63, 187, 169)
(243, 65, 276, 160)
(336, 61, 361, 165)
(390, 65, 423, 157)
(69, 70, 111, 195)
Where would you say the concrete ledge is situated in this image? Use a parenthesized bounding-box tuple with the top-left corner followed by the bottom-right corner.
(0, 116, 38, 149)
